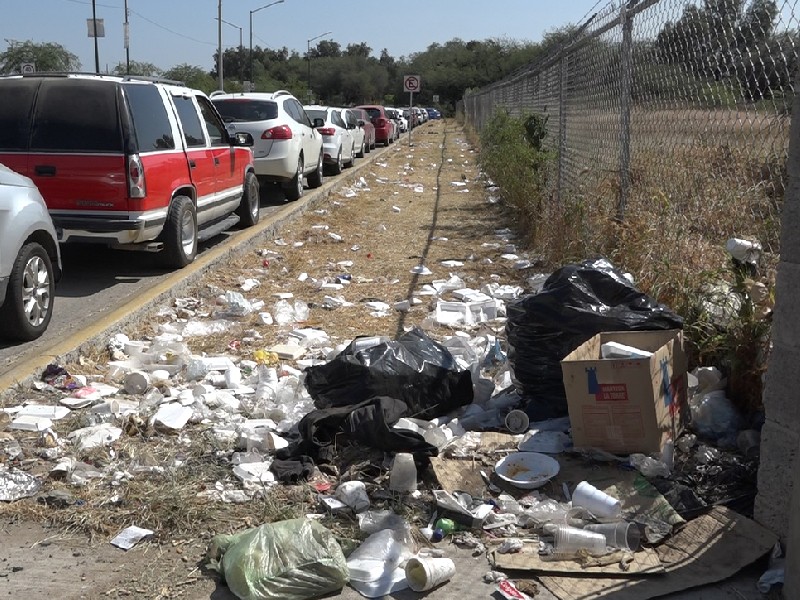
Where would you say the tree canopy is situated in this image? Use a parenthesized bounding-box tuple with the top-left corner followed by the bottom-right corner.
(2, 6, 797, 112)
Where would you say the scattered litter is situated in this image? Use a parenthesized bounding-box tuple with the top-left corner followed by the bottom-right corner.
(110, 525, 154, 550)
(0, 467, 41, 501)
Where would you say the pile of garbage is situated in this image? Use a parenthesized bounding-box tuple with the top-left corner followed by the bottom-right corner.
(0, 245, 777, 599)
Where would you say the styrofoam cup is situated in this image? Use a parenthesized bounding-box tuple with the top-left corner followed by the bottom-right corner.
(505, 409, 530, 433)
(553, 525, 608, 556)
(123, 370, 150, 395)
(405, 556, 456, 591)
(571, 480, 622, 518)
(584, 521, 641, 551)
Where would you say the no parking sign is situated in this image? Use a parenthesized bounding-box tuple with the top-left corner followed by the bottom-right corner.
(403, 75, 421, 92)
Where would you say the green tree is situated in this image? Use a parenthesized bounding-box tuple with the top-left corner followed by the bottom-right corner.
(0, 40, 80, 74)
(111, 61, 162, 77)
(162, 64, 216, 92)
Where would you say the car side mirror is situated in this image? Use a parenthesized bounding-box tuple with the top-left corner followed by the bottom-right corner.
(357, 119, 365, 127)
(312, 117, 325, 128)
(231, 131, 254, 146)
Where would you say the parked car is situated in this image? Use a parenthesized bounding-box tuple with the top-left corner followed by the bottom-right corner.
(336, 108, 368, 158)
(304, 105, 355, 175)
(402, 108, 418, 129)
(0, 74, 260, 269)
(356, 105, 396, 146)
(212, 90, 325, 202)
(425, 107, 442, 119)
(0, 163, 62, 341)
(386, 108, 406, 135)
(350, 108, 376, 151)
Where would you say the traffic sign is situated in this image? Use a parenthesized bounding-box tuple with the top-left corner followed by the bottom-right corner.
(20, 63, 35, 75)
(403, 75, 421, 93)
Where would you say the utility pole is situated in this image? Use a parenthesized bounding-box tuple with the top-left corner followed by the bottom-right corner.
(124, 0, 130, 74)
(92, 0, 100, 73)
(217, 0, 223, 90)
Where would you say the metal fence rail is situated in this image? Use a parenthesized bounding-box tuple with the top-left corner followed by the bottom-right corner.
(461, 0, 798, 230)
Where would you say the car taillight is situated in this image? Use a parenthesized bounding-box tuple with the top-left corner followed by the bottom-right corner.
(128, 154, 146, 198)
(376, 118, 387, 128)
(317, 127, 335, 136)
(263, 125, 292, 140)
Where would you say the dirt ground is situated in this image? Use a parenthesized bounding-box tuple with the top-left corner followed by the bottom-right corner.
(0, 120, 777, 599)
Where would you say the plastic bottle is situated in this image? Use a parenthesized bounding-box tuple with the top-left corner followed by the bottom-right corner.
(389, 453, 417, 492)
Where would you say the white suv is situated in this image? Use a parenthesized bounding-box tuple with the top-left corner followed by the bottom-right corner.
(212, 90, 325, 201)
(0, 163, 62, 341)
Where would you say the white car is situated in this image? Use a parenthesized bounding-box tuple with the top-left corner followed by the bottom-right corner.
(304, 105, 356, 175)
(337, 108, 368, 159)
(0, 163, 62, 341)
(212, 90, 325, 201)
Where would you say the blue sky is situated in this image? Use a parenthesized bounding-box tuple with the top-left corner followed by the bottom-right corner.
(2, 0, 608, 72)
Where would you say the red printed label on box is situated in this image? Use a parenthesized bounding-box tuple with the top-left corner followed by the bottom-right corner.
(596, 383, 628, 402)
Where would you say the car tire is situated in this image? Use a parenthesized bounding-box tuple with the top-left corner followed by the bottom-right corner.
(160, 195, 198, 268)
(356, 140, 365, 158)
(346, 143, 356, 167)
(364, 140, 371, 154)
(331, 148, 343, 175)
(307, 153, 324, 189)
(236, 171, 260, 228)
(283, 156, 304, 201)
(0, 242, 55, 341)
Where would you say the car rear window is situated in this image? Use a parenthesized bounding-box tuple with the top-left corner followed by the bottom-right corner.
(364, 108, 381, 120)
(123, 83, 175, 151)
(0, 78, 38, 151)
(305, 109, 326, 123)
(30, 79, 123, 152)
(213, 99, 278, 122)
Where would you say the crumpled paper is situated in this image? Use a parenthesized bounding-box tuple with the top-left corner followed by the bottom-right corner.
(0, 467, 42, 501)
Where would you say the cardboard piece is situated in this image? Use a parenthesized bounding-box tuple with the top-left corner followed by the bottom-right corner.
(491, 545, 664, 575)
(537, 506, 778, 600)
(561, 330, 688, 454)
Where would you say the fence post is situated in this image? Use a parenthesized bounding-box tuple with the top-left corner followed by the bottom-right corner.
(618, 2, 634, 221)
(557, 56, 568, 205)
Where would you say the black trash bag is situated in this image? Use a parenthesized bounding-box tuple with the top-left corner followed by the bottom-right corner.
(290, 396, 438, 463)
(506, 257, 683, 420)
(304, 327, 474, 419)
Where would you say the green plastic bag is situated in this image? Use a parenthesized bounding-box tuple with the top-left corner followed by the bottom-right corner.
(208, 518, 349, 600)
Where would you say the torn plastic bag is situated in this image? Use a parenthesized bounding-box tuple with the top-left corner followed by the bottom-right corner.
(505, 257, 683, 420)
(304, 327, 473, 419)
(207, 518, 349, 600)
(292, 396, 438, 462)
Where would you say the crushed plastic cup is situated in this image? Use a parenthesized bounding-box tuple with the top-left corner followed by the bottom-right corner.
(405, 556, 456, 592)
(571, 481, 621, 519)
(585, 521, 641, 551)
(552, 525, 608, 556)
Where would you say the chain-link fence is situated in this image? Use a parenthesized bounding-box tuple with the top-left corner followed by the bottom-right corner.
(461, 0, 798, 239)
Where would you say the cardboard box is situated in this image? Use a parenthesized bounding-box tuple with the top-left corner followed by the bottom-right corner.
(560, 330, 688, 455)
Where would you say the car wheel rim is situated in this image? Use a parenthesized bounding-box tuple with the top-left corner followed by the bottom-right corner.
(180, 209, 196, 256)
(21, 255, 50, 327)
(296, 157, 304, 196)
(248, 178, 259, 218)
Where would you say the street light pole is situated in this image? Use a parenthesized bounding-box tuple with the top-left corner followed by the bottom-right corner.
(306, 30, 331, 104)
(249, 0, 285, 88)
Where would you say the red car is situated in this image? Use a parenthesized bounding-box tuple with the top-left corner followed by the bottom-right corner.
(356, 105, 396, 147)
